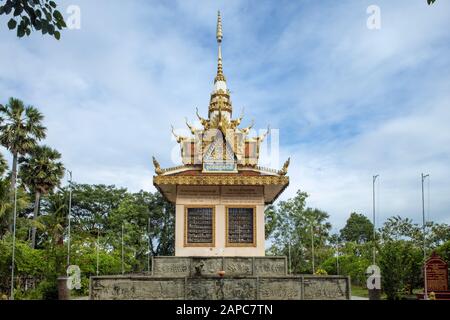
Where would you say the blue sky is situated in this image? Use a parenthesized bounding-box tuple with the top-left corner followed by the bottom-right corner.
(0, 0, 449, 231)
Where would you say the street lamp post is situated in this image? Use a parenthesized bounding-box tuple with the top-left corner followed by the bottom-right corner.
(66, 170, 73, 267)
(311, 223, 315, 274)
(10, 170, 18, 300)
(372, 175, 379, 265)
(288, 240, 291, 274)
(96, 225, 100, 276)
(336, 242, 340, 275)
(147, 217, 151, 273)
(121, 223, 125, 275)
(422, 173, 430, 300)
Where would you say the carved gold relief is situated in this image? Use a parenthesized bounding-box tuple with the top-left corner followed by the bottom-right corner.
(154, 175, 289, 186)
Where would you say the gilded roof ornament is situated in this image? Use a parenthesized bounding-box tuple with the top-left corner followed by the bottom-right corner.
(240, 120, 255, 135)
(196, 107, 210, 130)
(216, 11, 223, 42)
(279, 157, 290, 176)
(152, 156, 163, 175)
(171, 125, 186, 143)
(215, 11, 226, 84)
(230, 109, 244, 129)
(257, 125, 270, 142)
(185, 117, 197, 135)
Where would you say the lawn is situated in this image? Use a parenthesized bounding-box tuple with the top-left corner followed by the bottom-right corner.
(351, 286, 388, 299)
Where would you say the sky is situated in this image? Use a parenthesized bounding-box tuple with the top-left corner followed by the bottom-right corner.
(0, 0, 449, 232)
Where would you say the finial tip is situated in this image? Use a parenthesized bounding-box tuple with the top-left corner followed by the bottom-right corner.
(216, 10, 223, 42)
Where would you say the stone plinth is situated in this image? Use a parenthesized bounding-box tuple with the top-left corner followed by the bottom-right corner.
(151, 256, 287, 277)
(90, 275, 350, 300)
(89, 256, 351, 300)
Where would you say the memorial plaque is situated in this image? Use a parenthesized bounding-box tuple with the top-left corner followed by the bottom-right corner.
(152, 257, 190, 277)
(186, 278, 221, 300)
(223, 278, 257, 300)
(258, 278, 302, 300)
(254, 257, 287, 276)
(177, 186, 220, 204)
(224, 258, 253, 276)
(303, 278, 348, 300)
(185, 207, 214, 245)
(221, 186, 263, 204)
(90, 277, 185, 300)
(426, 252, 448, 292)
(227, 207, 255, 245)
(191, 257, 223, 276)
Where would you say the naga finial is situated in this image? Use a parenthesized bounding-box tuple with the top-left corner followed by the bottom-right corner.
(185, 117, 196, 135)
(171, 125, 185, 143)
(152, 156, 163, 175)
(258, 125, 270, 142)
(196, 107, 210, 130)
(230, 108, 244, 129)
(279, 157, 290, 176)
(241, 120, 255, 135)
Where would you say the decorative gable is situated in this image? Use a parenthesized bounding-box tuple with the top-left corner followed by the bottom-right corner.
(202, 130, 237, 172)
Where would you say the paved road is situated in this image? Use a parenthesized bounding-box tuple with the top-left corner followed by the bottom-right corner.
(352, 296, 369, 300)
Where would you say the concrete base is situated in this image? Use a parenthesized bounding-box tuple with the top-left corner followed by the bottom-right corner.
(368, 289, 381, 300)
(89, 256, 351, 300)
(90, 275, 350, 300)
(57, 277, 70, 300)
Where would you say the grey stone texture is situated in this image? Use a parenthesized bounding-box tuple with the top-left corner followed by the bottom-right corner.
(152, 256, 287, 277)
(90, 256, 351, 300)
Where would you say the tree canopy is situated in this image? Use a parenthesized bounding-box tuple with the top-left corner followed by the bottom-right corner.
(0, 0, 66, 39)
(340, 212, 374, 244)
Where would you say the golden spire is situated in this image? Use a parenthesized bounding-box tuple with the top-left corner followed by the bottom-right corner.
(215, 11, 226, 83)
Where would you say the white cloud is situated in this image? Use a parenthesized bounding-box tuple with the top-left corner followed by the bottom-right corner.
(0, 0, 449, 231)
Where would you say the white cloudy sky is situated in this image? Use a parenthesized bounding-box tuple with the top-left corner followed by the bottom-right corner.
(0, 0, 449, 231)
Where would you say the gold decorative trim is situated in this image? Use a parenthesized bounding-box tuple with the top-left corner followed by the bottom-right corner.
(225, 205, 257, 247)
(154, 175, 289, 186)
(184, 206, 216, 247)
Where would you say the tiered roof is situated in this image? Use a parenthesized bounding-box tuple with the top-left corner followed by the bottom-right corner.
(153, 12, 289, 204)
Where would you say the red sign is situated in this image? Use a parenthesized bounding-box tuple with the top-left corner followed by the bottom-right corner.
(425, 252, 448, 292)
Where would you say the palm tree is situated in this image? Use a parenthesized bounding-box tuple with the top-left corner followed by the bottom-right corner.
(0, 153, 7, 175)
(19, 145, 64, 248)
(0, 97, 46, 231)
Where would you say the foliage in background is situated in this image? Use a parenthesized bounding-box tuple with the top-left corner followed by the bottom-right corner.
(340, 212, 373, 244)
(268, 190, 332, 273)
(0, 97, 46, 234)
(379, 240, 423, 299)
(19, 145, 65, 248)
(0, 0, 66, 39)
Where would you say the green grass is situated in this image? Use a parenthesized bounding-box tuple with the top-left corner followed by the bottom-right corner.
(351, 285, 388, 299)
(351, 285, 369, 298)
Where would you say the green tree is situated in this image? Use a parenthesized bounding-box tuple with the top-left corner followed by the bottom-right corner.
(0, 0, 66, 39)
(340, 212, 374, 244)
(269, 190, 332, 273)
(435, 240, 450, 264)
(264, 204, 277, 240)
(68, 184, 128, 238)
(107, 191, 174, 271)
(379, 240, 423, 299)
(0, 153, 10, 236)
(19, 145, 65, 248)
(0, 98, 46, 231)
(380, 216, 421, 242)
(0, 153, 6, 175)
